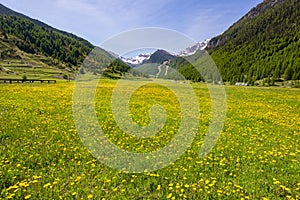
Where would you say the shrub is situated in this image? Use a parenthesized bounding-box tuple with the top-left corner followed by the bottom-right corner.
(63, 74, 69, 80)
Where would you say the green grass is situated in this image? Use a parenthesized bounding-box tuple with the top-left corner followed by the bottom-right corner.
(0, 79, 299, 199)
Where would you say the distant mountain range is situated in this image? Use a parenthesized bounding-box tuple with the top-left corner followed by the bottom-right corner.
(121, 39, 210, 67)
(178, 39, 210, 57)
(121, 49, 176, 67)
(120, 53, 151, 66)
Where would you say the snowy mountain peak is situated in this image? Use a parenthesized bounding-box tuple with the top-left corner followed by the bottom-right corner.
(120, 39, 211, 65)
(178, 39, 210, 57)
(120, 53, 151, 66)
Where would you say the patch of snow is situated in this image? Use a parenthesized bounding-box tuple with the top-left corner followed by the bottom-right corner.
(178, 39, 210, 57)
(120, 53, 151, 65)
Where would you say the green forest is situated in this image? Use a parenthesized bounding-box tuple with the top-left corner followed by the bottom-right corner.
(102, 59, 131, 79)
(207, 0, 300, 85)
(0, 15, 93, 67)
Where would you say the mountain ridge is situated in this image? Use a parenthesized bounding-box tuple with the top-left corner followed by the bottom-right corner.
(146, 49, 176, 64)
(207, 0, 286, 49)
(0, 3, 93, 48)
(178, 39, 210, 57)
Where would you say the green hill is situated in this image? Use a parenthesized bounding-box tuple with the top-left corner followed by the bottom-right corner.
(0, 3, 113, 80)
(207, 0, 300, 85)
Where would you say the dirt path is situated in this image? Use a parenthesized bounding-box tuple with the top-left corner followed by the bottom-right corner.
(156, 64, 162, 78)
(156, 61, 169, 78)
(165, 65, 169, 76)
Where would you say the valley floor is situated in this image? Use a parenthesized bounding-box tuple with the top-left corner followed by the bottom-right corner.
(0, 79, 299, 199)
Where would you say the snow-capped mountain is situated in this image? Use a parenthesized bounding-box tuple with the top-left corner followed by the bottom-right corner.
(120, 53, 151, 66)
(120, 39, 210, 66)
(178, 39, 210, 57)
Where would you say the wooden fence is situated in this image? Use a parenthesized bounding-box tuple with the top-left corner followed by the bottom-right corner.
(0, 78, 56, 84)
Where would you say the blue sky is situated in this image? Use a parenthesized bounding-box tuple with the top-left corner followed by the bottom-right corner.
(1, 0, 262, 46)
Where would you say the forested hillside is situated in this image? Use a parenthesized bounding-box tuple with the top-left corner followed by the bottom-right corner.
(207, 0, 300, 85)
(0, 3, 113, 79)
(0, 15, 92, 67)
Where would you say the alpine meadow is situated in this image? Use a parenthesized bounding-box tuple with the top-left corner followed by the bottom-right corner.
(0, 0, 300, 199)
